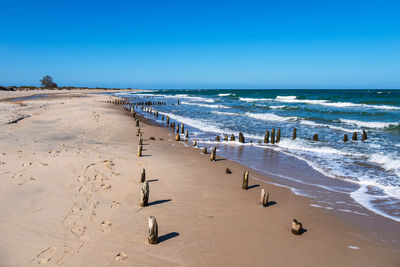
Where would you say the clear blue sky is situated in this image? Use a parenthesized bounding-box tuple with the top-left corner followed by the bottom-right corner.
(1, 0, 399, 89)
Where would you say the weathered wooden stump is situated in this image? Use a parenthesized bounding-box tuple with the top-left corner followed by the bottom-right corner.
(181, 124, 184, 134)
(264, 130, 269, 143)
(136, 120, 140, 127)
(139, 136, 143, 145)
(230, 134, 235, 141)
(343, 134, 348, 142)
(177, 99, 180, 105)
(226, 168, 232, 174)
(148, 216, 158, 244)
(224, 134, 228, 141)
(292, 128, 297, 140)
(185, 130, 189, 138)
(137, 145, 143, 157)
(210, 147, 216, 161)
(166, 116, 170, 125)
(362, 130, 367, 141)
(271, 129, 276, 144)
(312, 134, 318, 141)
(140, 181, 149, 207)
(242, 171, 249, 190)
(175, 134, 180, 141)
(141, 168, 146, 183)
(291, 219, 304, 235)
(203, 147, 207, 154)
(260, 189, 269, 207)
(276, 128, 281, 143)
(176, 124, 180, 134)
(352, 132, 357, 141)
(238, 132, 245, 143)
(215, 136, 220, 142)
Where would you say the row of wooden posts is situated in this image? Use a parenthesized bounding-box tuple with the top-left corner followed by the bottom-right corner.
(103, 97, 309, 245)
(111, 98, 368, 144)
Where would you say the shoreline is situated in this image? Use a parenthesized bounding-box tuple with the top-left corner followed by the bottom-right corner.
(0, 90, 399, 266)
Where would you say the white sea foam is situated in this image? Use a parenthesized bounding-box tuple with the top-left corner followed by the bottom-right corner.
(277, 139, 361, 157)
(269, 105, 286, 109)
(340, 119, 399, 129)
(239, 97, 273, 102)
(218, 93, 233, 96)
(245, 112, 297, 121)
(211, 111, 241, 116)
(162, 94, 215, 103)
(181, 101, 228, 109)
(300, 120, 356, 133)
(273, 96, 400, 110)
(159, 112, 228, 134)
(350, 185, 400, 222)
(369, 153, 400, 178)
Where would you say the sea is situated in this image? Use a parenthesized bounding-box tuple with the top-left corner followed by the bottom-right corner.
(112, 89, 400, 223)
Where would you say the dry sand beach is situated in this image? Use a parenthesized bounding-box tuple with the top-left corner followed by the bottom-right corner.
(0, 90, 399, 266)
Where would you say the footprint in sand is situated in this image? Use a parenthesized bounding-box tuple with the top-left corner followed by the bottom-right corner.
(36, 246, 57, 264)
(110, 201, 121, 208)
(103, 160, 114, 170)
(71, 224, 87, 237)
(18, 177, 37, 186)
(12, 171, 24, 179)
(115, 252, 128, 262)
(39, 163, 48, 167)
(22, 162, 32, 167)
(100, 220, 112, 232)
(100, 183, 111, 190)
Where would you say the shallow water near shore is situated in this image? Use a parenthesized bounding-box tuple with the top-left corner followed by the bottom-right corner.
(112, 89, 400, 223)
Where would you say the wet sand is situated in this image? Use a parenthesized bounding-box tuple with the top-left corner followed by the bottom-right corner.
(0, 91, 399, 266)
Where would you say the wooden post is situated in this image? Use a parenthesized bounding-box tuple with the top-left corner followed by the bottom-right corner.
(291, 219, 304, 235)
(140, 181, 149, 207)
(276, 128, 281, 143)
(238, 132, 245, 143)
(136, 120, 140, 127)
(264, 130, 269, 143)
(362, 130, 367, 141)
(176, 124, 180, 134)
(271, 129, 275, 144)
(260, 189, 269, 207)
(139, 136, 143, 145)
(230, 134, 235, 141)
(352, 132, 357, 141)
(292, 128, 297, 140)
(141, 168, 146, 183)
(210, 147, 216, 161)
(175, 134, 180, 141)
(343, 134, 348, 142)
(137, 145, 143, 157)
(185, 130, 189, 138)
(242, 171, 249, 190)
(166, 116, 170, 125)
(313, 134, 318, 141)
(148, 216, 158, 244)
(177, 99, 180, 105)
(224, 134, 228, 141)
(203, 147, 207, 154)
(215, 136, 220, 142)
(193, 139, 197, 146)
(162, 115, 164, 121)
(181, 124, 184, 134)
